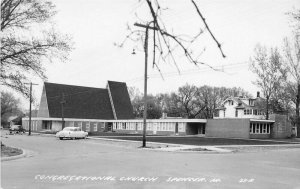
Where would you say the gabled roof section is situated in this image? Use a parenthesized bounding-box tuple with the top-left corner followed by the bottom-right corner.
(44, 82, 114, 119)
(107, 81, 134, 119)
(37, 86, 49, 118)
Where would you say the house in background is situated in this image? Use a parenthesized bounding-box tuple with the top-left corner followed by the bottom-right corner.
(209, 92, 292, 139)
(215, 92, 266, 119)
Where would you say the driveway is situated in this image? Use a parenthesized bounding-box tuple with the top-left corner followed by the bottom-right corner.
(1, 134, 300, 189)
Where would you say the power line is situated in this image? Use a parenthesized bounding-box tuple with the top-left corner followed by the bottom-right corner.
(127, 61, 249, 83)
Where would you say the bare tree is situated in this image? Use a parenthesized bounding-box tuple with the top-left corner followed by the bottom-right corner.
(118, 0, 225, 75)
(174, 84, 205, 118)
(287, 9, 300, 34)
(250, 45, 287, 120)
(1, 0, 73, 97)
(283, 34, 300, 136)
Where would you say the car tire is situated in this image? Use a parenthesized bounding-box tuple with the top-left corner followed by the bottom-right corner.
(59, 137, 63, 140)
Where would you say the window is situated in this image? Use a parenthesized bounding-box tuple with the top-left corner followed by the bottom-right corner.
(86, 122, 90, 132)
(35, 121, 37, 131)
(122, 123, 126, 130)
(223, 110, 226, 117)
(235, 110, 238, 117)
(255, 124, 260, 133)
(179, 123, 184, 132)
(244, 109, 253, 115)
(249, 99, 254, 106)
(251, 123, 270, 134)
(94, 123, 97, 132)
(78, 122, 82, 130)
(260, 124, 263, 133)
(263, 124, 266, 133)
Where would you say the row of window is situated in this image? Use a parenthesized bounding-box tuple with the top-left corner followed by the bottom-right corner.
(244, 109, 264, 115)
(250, 123, 271, 134)
(24, 121, 38, 131)
(113, 122, 185, 132)
(73, 121, 105, 132)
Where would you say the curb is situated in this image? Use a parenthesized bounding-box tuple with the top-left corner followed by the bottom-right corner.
(1, 148, 26, 162)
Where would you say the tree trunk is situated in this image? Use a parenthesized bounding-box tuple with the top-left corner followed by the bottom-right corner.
(266, 96, 269, 120)
(297, 84, 300, 138)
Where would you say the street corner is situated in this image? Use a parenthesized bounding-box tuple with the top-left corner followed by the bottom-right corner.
(1, 148, 26, 162)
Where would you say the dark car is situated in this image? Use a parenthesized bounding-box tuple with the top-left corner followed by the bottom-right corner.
(9, 125, 26, 134)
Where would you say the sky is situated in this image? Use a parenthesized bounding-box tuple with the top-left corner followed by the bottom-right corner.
(16, 0, 300, 108)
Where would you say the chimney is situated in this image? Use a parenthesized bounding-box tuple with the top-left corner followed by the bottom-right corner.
(257, 91, 260, 98)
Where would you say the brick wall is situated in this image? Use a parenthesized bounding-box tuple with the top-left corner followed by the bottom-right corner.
(269, 114, 292, 138)
(206, 119, 250, 138)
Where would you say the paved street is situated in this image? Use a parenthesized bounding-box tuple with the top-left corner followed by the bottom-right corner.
(1, 134, 300, 189)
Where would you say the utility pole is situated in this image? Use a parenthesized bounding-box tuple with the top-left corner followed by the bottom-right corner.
(61, 93, 66, 129)
(24, 82, 38, 136)
(296, 83, 300, 138)
(134, 21, 158, 147)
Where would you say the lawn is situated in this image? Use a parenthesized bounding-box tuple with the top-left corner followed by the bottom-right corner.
(93, 136, 300, 146)
(1, 143, 23, 157)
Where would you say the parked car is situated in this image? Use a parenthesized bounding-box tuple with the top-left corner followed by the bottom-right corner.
(9, 125, 26, 134)
(55, 127, 88, 140)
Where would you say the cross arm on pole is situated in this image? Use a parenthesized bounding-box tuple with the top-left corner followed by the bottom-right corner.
(134, 23, 158, 31)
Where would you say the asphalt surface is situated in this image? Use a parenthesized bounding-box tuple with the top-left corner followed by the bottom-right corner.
(1, 134, 300, 189)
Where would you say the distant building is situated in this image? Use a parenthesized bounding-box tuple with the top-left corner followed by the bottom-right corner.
(215, 92, 267, 119)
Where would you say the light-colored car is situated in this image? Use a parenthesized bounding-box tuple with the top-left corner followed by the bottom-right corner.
(9, 125, 25, 134)
(56, 127, 88, 140)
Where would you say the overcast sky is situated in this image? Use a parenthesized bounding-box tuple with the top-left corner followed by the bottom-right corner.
(21, 0, 300, 108)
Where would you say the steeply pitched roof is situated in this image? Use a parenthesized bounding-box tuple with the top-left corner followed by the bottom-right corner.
(44, 82, 114, 119)
(107, 81, 134, 119)
(218, 97, 257, 110)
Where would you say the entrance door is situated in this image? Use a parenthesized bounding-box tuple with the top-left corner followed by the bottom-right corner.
(107, 122, 113, 131)
(153, 123, 157, 135)
(175, 122, 179, 135)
